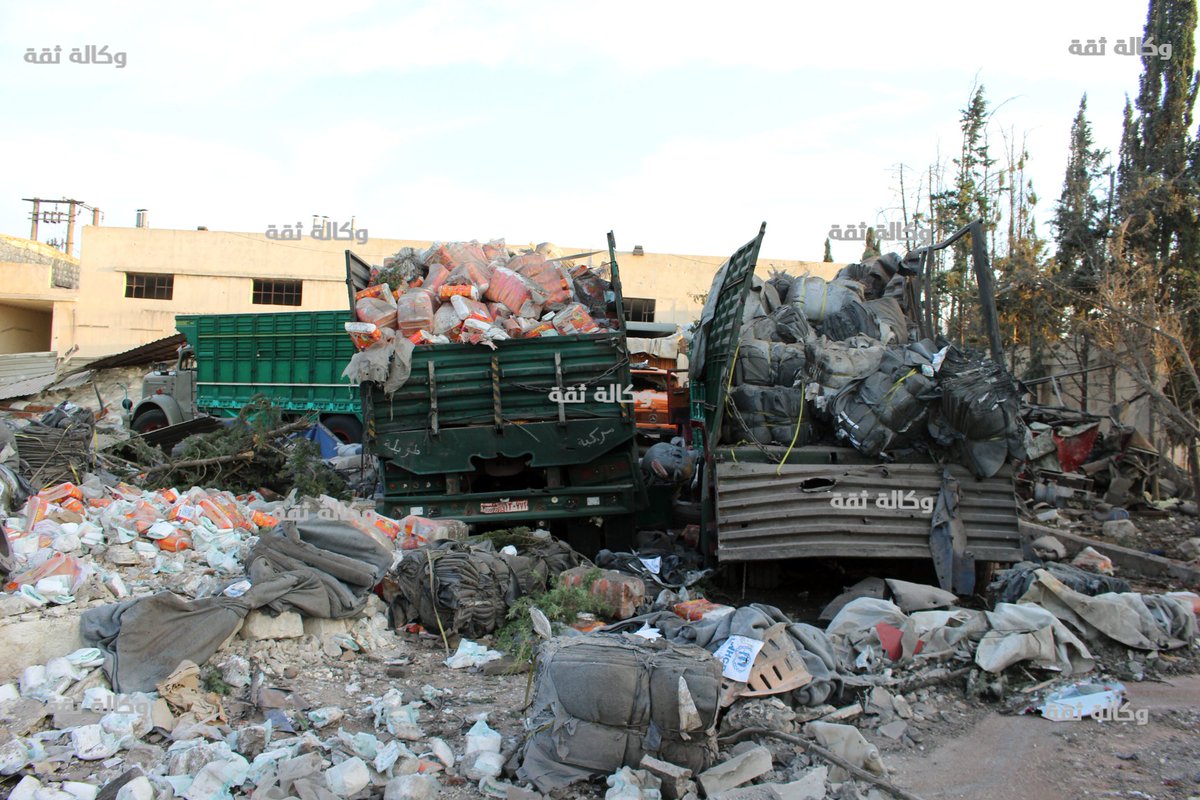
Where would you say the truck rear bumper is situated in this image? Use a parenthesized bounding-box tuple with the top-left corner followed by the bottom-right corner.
(380, 483, 639, 525)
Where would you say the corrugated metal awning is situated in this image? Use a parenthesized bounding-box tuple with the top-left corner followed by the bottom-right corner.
(0, 351, 58, 401)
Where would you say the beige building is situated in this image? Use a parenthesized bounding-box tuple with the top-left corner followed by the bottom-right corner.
(0, 225, 842, 360)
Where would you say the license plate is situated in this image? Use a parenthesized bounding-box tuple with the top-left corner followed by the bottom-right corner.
(479, 500, 529, 514)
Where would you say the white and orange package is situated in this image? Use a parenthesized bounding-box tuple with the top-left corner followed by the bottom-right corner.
(356, 296, 398, 329)
(396, 290, 436, 336)
(37, 482, 84, 504)
(345, 322, 383, 350)
(438, 284, 480, 301)
(552, 303, 600, 335)
(449, 295, 493, 324)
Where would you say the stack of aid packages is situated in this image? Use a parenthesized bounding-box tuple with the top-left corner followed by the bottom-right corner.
(345, 239, 613, 354)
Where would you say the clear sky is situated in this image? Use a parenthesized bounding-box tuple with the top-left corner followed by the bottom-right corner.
(1, 1, 1190, 263)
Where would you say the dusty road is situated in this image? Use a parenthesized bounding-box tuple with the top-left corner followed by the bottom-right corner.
(888, 675, 1200, 800)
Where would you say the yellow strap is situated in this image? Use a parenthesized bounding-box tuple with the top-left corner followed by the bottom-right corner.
(817, 280, 829, 322)
(881, 368, 918, 405)
(776, 394, 805, 475)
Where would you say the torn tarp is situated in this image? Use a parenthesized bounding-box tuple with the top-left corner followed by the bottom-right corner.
(81, 518, 394, 692)
(1016, 569, 1197, 650)
(247, 518, 393, 619)
(975, 602, 1095, 676)
(603, 603, 840, 707)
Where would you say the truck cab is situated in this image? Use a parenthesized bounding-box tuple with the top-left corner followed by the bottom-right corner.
(130, 345, 197, 434)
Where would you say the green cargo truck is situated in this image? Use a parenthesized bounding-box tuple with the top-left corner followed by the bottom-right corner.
(346, 235, 646, 553)
(129, 310, 364, 442)
(688, 222, 1024, 593)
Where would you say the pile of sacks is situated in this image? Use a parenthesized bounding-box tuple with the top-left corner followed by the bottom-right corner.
(344, 239, 617, 392)
(726, 252, 1026, 477)
(0, 476, 430, 609)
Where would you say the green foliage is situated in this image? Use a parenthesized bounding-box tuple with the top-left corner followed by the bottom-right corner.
(861, 228, 880, 260)
(135, 396, 348, 498)
(823, 237, 834, 262)
(1053, 95, 1111, 298)
(496, 572, 613, 663)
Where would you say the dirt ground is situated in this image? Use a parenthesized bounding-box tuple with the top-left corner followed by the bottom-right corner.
(887, 675, 1200, 800)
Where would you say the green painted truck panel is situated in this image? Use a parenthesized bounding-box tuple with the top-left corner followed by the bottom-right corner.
(176, 311, 361, 416)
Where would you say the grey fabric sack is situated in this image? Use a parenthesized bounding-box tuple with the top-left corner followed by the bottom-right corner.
(517, 634, 722, 793)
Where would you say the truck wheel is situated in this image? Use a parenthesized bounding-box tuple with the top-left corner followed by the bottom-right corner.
(132, 409, 169, 434)
(323, 414, 363, 444)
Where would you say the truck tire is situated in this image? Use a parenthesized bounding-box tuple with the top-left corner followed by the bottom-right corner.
(132, 409, 169, 434)
(322, 414, 363, 444)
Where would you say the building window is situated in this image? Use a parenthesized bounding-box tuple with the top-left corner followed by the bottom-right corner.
(124, 272, 174, 300)
(625, 297, 656, 323)
(252, 279, 303, 306)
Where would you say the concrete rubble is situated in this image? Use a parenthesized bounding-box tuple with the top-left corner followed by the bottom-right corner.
(0, 373, 1198, 799)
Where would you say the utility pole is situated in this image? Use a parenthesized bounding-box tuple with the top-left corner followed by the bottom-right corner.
(21, 197, 102, 256)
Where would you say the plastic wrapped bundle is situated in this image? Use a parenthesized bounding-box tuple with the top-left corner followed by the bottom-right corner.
(790, 275, 865, 323)
(723, 385, 810, 446)
(819, 296, 880, 341)
(450, 295, 493, 324)
(927, 349, 1026, 477)
(395, 291, 434, 336)
(831, 348, 937, 457)
(482, 263, 535, 311)
(552, 303, 599, 335)
(445, 260, 493, 294)
(431, 303, 462, 336)
(806, 335, 887, 395)
(733, 339, 773, 385)
(742, 304, 812, 344)
(572, 270, 609, 318)
(517, 634, 721, 793)
(482, 238, 507, 264)
(356, 296, 397, 329)
(836, 254, 900, 300)
(866, 296, 909, 344)
(426, 241, 489, 271)
(513, 253, 573, 309)
(424, 263, 451, 294)
(771, 342, 807, 386)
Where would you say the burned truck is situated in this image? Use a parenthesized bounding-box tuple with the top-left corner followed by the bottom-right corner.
(688, 221, 1027, 594)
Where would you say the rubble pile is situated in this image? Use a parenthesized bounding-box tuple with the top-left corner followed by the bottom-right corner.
(725, 254, 1026, 477)
(344, 239, 620, 391)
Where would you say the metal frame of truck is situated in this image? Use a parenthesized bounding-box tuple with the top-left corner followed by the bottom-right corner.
(129, 311, 364, 443)
(345, 234, 648, 554)
(688, 220, 1024, 591)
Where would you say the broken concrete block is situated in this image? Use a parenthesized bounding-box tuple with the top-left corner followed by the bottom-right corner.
(9, 775, 41, 800)
(697, 745, 772, 797)
(293, 777, 339, 800)
(821, 703, 862, 721)
(115, 776, 154, 800)
(506, 786, 544, 800)
(304, 617, 353, 638)
(877, 720, 908, 740)
(1102, 519, 1139, 544)
(892, 694, 913, 720)
(325, 756, 370, 796)
(1179, 537, 1200, 561)
(61, 782, 100, 800)
(0, 611, 86, 682)
(279, 751, 330, 793)
(1031, 535, 1067, 561)
(240, 610, 304, 640)
(773, 766, 827, 800)
(640, 755, 695, 800)
(384, 773, 439, 800)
